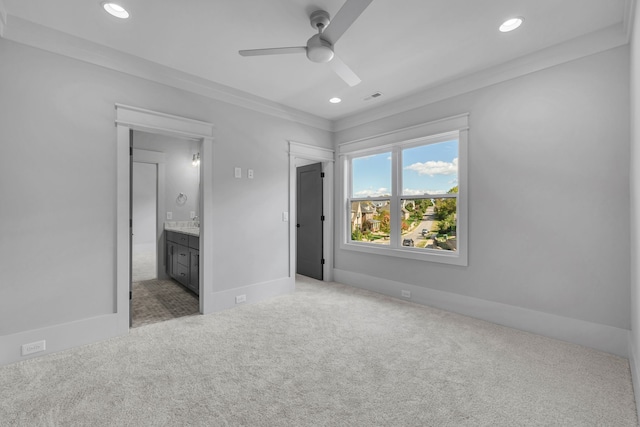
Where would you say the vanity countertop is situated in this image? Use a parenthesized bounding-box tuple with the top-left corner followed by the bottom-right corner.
(164, 221, 200, 237)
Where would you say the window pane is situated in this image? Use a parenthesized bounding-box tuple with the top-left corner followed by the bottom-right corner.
(399, 197, 457, 251)
(352, 152, 391, 198)
(350, 200, 391, 245)
(402, 140, 458, 196)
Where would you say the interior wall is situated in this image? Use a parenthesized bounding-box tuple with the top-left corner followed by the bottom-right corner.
(334, 46, 631, 338)
(629, 0, 640, 411)
(0, 38, 332, 342)
(132, 162, 157, 247)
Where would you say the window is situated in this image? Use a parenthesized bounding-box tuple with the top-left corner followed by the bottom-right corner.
(340, 114, 468, 265)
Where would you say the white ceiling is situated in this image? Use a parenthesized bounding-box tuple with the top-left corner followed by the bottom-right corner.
(1, 0, 630, 122)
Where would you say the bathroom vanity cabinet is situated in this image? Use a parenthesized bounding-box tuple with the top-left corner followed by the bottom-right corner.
(166, 230, 199, 295)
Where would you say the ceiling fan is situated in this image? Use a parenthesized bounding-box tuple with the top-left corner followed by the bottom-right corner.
(238, 0, 373, 87)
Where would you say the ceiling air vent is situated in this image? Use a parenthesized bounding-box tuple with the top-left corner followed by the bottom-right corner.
(364, 92, 383, 101)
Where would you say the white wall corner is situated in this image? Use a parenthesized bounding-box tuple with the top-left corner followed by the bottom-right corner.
(625, 0, 638, 41)
(0, 0, 7, 38)
(628, 334, 640, 423)
(334, 269, 630, 357)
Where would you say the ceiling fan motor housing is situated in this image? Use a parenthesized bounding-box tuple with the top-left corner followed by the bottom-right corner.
(306, 34, 334, 63)
(310, 10, 331, 30)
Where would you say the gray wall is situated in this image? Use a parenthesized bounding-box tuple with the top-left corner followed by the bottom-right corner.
(629, 0, 640, 414)
(334, 46, 630, 331)
(0, 38, 332, 337)
(132, 162, 157, 247)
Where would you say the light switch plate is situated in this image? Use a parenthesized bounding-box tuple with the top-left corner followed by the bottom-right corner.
(166, 212, 173, 220)
(234, 167, 242, 178)
(282, 212, 289, 222)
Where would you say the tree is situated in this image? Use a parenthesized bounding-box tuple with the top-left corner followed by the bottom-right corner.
(375, 212, 390, 234)
(433, 186, 458, 220)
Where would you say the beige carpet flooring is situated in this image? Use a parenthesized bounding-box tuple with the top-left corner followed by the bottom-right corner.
(0, 276, 637, 426)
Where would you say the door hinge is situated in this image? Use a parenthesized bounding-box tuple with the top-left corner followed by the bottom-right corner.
(321, 172, 325, 178)
(129, 291, 132, 300)
(321, 215, 325, 221)
(129, 219, 133, 228)
(130, 147, 133, 156)
(321, 259, 325, 265)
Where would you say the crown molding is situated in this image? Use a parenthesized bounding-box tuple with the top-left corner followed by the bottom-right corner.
(0, 15, 631, 135)
(0, 16, 333, 132)
(0, 1, 6, 37)
(333, 23, 630, 132)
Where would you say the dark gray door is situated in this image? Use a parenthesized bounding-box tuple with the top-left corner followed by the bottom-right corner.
(296, 163, 323, 280)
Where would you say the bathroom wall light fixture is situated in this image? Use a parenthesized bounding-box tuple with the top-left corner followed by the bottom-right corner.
(192, 153, 200, 166)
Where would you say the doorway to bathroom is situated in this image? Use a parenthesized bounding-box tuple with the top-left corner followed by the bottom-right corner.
(130, 131, 201, 328)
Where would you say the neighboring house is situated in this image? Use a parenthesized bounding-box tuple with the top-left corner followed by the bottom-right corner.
(351, 202, 380, 232)
(377, 203, 411, 221)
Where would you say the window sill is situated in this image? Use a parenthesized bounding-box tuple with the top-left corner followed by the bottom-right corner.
(341, 241, 467, 266)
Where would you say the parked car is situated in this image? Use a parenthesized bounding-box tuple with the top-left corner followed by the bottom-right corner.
(402, 238, 415, 247)
(421, 229, 428, 237)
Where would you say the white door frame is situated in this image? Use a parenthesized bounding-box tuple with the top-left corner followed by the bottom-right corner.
(288, 141, 335, 282)
(115, 104, 215, 332)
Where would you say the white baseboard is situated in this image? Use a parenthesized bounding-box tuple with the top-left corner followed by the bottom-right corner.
(0, 313, 127, 366)
(206, 276, 295, 313)
(628, 336, 640, 422)
(0, 276, 295, 366)
(334, 269, 629, 357)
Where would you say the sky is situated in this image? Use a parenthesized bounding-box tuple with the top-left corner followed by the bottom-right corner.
(352, 139, 458, 198)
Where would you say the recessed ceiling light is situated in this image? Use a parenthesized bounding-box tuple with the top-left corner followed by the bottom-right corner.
(329, 97, 342, 104)
(102, 2, 130, 19)
(499, 17, 523, 32)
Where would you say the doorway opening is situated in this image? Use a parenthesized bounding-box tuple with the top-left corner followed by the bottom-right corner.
(288, 141, 334, 283)
(296, 162, 324, 280)
(130, 131, 201, 328)
(115, 104, 215, 334)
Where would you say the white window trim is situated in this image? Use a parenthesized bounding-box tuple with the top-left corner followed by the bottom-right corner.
(338, 114, 468, 266)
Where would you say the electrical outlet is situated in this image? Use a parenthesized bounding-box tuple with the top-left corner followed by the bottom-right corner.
(248, 169, 254, 179)
(22, 340, 46, 356)
(235, 294, 246, 304)
(401, 290, 411, 299)
(166, 212, 173, 220)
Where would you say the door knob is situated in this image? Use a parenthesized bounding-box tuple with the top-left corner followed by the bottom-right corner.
(297, 224, 300, 228)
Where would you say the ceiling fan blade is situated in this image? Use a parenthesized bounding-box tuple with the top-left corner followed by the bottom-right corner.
(239, 47, 306, 57)
(322, 0, 373, 45)
(329, 55, 361, 87)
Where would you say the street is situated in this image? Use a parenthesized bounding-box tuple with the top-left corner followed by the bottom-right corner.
(402, 206, 436, 247)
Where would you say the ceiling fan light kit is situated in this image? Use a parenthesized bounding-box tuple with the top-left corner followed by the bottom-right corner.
(238, 0, 373, 87)
(306, 35, 334, 63)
